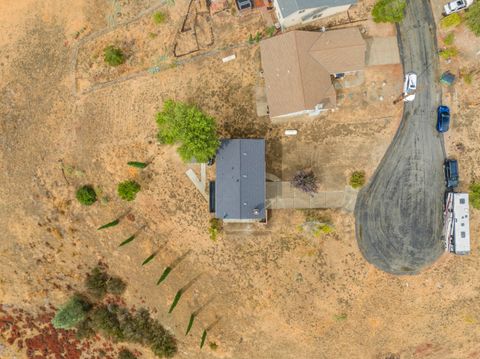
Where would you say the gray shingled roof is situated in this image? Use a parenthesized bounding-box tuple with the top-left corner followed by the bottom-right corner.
(215, 139, 266, 221)
(276, 0, 357, 18)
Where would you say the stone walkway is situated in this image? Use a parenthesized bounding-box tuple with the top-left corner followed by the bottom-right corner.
(266, 182, 358, 212)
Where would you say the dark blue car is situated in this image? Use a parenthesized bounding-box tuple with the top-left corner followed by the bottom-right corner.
(437, 105, 450, 132)
(444, 159, 459, 188)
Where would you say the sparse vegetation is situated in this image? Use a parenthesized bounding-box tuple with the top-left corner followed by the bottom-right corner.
(462, 70, 474, 85)
(52, 294, 92, 329)
(440, 47, 459, 59)
(441, 13, 462, 28)
(209, 218, 223, 241)
(265, 26, 276, 37)
(291, 170, 318, 194)
(118, 180, 141, 201)
(334, 313, 347, 321)
(466, 1, 480, 36)
(76, 185, 97, 206)
(104, 45, 125, 66)
(152, 11, 167, 24)
(349, 171, 366, 188)
(444, 32, 455, 45)
(156, 99, 219, 162)
(209, 342, 218, 350)
(85, 266, 126, 299)
(60, 269, 177, 358)
(470, 183, 480, 209)
(313, 224, 334, 237)
(372, 0, 406, 23)
(248, 32, 262, 44)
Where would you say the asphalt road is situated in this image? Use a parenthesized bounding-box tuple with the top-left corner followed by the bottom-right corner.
(355, 0, 445, 275)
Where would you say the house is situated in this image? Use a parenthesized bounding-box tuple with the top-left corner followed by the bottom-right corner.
(273, 0, 357, 29)
(211, 139, 266, 223)
(260, 28, 366, 119)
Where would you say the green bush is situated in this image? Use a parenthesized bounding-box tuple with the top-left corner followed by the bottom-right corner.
(104, 45, 125, 66)
(91, 306, 124, 340)
(444, 32, 455, 45)
(350, 171, 366, 188)
(75, 319, 95, 339)
(209, 218, 222, 241)
(463, 71, 474, 85)
(52, 294, 92, 329)
(466, 1, 480, 35)
(76, 185, 97, 206)
(440, 47, 458, 59)
(118, 180, 141, 201)
(470, 183, 480, 209)
(156, 99, 220, 163)
(119, 349, 136, 359)
(85, 267, 126, 299)
(372, 0, 406, 23)
(152, 11, 167, 24)
(441, 13, 462, 28)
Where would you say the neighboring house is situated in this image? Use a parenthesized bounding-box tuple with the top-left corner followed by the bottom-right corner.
(273, 0, 357, 28)
(260, 28, 366, 119)
(211, 139, 266, 223)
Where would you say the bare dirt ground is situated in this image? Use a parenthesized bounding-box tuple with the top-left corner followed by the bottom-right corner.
(2, 0, 480, 359)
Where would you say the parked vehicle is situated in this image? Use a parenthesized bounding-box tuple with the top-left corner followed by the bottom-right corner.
(236, 0, 253, 10)
(443, 0, 473, 15)
(437, 105, 450, 132)
(444, 159, 459, 188)
(403, 72, 417, 102)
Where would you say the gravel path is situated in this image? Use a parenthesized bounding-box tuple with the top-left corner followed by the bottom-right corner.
(354, 0, 445, 274)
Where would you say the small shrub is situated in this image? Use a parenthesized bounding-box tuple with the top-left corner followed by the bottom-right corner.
(313, 224, 334, 237)
(209, 342, 218, 350)
(265, 26, 276, 37)
(76, 185, 97, 206)
(98, 218, 120, 230)
(335, 313, 347, 321)
(107, 277, 127, 296)
(118, 180, 141, 201)
(466, 1, 480, 36)
(52, 294, 92, 329)
(303, 209, 331, 223)
(372, 0, 406, 23)
(209, 218, 223, 241)
(463, 71, 474, 85)
(291, 170, 318, 194)
(152, 11, 167, 24)
(349, 171, 366, 188)
(443, 32, 455, 45)
(470, 183, 480, 209)
(104, 45, 125, 66)
(119, 349, 136, 359)
(439, 47, 458, 59)
(441, 13, 462, 28)
(85, 267, 126, 299)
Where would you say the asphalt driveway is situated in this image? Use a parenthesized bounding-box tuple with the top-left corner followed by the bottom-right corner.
(355, 0, 445, 274)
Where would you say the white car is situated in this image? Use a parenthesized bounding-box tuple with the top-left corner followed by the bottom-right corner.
(443, 0, 473, 15)
(403, 72, 417, 102)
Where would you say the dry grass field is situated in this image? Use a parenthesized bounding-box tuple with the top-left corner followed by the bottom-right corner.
(2, 0, 480, 358)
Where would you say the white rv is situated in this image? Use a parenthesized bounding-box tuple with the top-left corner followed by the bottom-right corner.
(444, 192, 470, 255)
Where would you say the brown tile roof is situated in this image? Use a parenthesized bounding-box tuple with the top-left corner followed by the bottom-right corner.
(260, 28, 366, 118)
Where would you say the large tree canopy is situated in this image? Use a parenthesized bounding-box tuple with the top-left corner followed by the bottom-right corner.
(155, 100, 220, 163)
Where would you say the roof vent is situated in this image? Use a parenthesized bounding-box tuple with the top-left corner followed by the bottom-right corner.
(253, 208, 260, 216)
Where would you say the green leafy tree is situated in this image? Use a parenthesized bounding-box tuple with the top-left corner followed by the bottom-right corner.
(104, 45, 125, 66)
(76, 185, 97, 206)
(372, 0, 406, 23)
(470, 183, 480, 209)
(156, 100, 220, 162)
(466, 1, 480, 36)
(118, 180, 141, 201)
(90, 306, 124, 340)
(52, 294, 92, 329)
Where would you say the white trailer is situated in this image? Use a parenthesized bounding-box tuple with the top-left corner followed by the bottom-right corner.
(444, 192, 470, 255)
